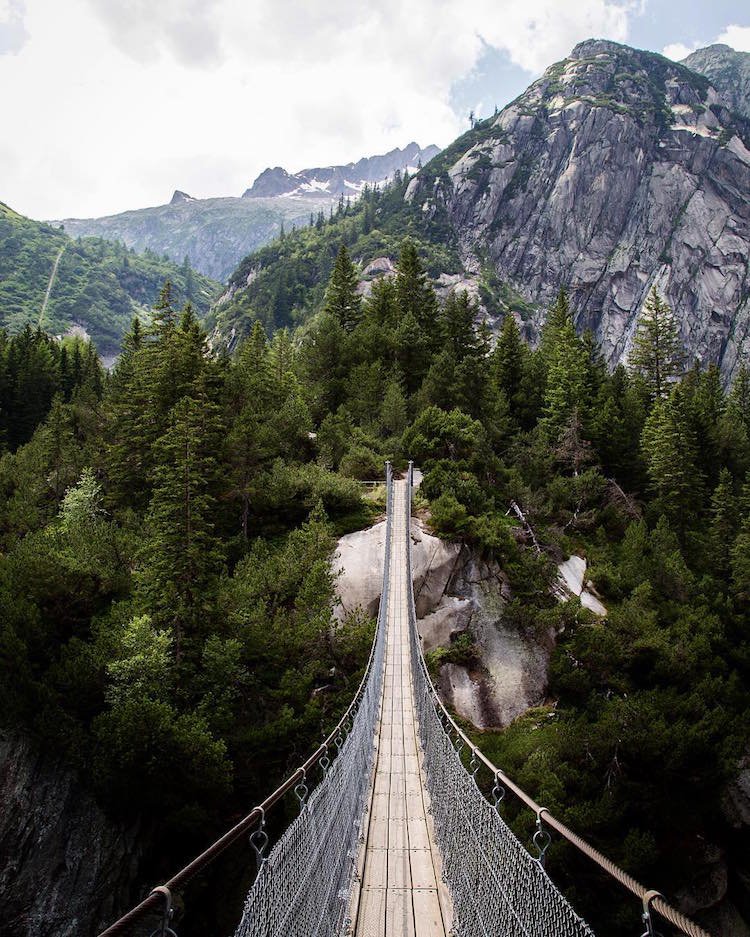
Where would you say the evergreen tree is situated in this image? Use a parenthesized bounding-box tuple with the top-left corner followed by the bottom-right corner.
(492, 314, 524, 400)
(709, 468, 738, 577)
(728, 365, 750, 437)
(138, 384, 223, 661)
(394, 240, 439, 334)
(539, 287, 572, 365)
(440, 291, 478, 360)
(395, 311, 429, 395)
(628, 288, 683, 400)
(323, 245, 361, 332)
(541, 314, 588, 438)
(731, 516, 750, 604)
(641, 384, 703, 529)
(152, 280, 177, 335)
(105, 318, 154, 509)
(380, 373, 408, 437)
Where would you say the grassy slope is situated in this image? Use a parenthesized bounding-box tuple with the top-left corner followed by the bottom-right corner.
(0, 201, 221, 354)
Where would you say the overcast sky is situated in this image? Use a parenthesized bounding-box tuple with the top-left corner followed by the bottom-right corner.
(1, 0, 748, 221)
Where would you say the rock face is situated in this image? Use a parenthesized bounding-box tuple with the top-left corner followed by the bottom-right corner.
(0, 730, 142, 937)
(334, 519, 554, 729)
(683, 45, 750, 121)
(435, 547, 552, 729)
(407, 39, 750, 380)
(557, 555, 607, 616)
(333, 516, 461, 622)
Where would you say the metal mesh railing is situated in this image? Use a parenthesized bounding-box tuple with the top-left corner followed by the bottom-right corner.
(403, 465, 595, 937)
(404, 462, 712, 937)
(233, 465, 394, 937)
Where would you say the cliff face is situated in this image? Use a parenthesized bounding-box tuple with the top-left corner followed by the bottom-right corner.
(407, 39, 750, 380)
(0, 731, 142, 937)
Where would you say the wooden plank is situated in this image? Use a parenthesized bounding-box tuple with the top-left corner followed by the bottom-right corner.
(385, 888, 416, 937)
(362, 847, 388, 889)
(413, 889, 446, 937)
(357, 887, 386, 937)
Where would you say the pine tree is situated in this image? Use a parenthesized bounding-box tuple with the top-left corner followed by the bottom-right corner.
(323, 245, 362, 332)
(691, 363, 727, 489)
(395, 311, 429, 395)
(540, 314, 588, 438)
(539, 287, 572, 365)
(731, 516, 750, 604)
(138, 385, 223, 661)
(394, 240, 438, 334)
(39, 394, 80, 502)
(268, 328, 296, 403)
(380, 373, 408, 437)
(492, 315, 524, 398)
(709, 468, 738, 577)
(152, 280, 177, 335)
(105, 328, 157, 510)
(628, 287, 683, 401)
(440, 291, 478, 360)
(729, 365, 750, 437)
(641, 384, 703, 529)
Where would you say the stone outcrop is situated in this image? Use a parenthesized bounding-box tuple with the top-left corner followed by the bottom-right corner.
(0, 730, 143, 937)
(557, 555, 607, 616)
(333, 518, 557, 729)
(407, 39, 750, 380)
(333, 517, 461, 622)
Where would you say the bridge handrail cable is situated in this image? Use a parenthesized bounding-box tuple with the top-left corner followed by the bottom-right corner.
(405, 461, 711, 937)
(98, 463, 395, 937)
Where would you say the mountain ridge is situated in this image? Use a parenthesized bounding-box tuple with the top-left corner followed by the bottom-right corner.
(681, 43, 750, 120)
(54, 143, 440, 282)
(242, 142, 440, 199)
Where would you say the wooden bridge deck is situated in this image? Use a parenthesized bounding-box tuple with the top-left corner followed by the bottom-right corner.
(349, 480, 450, 937)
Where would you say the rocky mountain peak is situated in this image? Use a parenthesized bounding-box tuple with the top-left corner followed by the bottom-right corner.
(682, 44, 750, 120)
(569, 37, 628, 59)
(242, 143, 441, 199)
(406, 39, 750, 380)
(243, 167, 297, 199)
(170, 190, 194, 205)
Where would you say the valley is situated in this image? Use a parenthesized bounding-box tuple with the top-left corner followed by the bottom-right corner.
(1, 31, 750, 937)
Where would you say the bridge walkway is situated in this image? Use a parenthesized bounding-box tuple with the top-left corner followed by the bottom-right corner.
(350, 479, 450, 937)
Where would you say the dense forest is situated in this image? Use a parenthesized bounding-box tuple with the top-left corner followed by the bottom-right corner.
(2, 224, 749, 934)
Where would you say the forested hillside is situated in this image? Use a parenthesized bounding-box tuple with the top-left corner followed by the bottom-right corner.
(209, 174, 461, 343)
(0, 202, 219, 355)
(3, 230, 750, 931)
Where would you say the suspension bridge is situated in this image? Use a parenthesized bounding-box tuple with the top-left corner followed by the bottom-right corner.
(99, 465, 712, 937)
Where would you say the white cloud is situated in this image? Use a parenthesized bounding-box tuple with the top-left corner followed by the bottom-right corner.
(662, 41, 701, 61)
(0, 0, 28, 54)
(715, 24, 750, 52)
(1, 0, 640, 220)
(663, 22, 750, 61)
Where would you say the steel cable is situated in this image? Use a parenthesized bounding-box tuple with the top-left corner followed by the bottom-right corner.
(404, 462, 712, 937)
